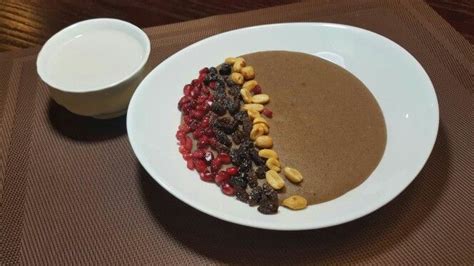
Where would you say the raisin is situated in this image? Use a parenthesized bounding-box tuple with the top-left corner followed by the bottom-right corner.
(227, 98, 240, 115)
(215, 85, 226, 97)
(233, 111, 246, 123)
(216, 143, 230, 154)
(219, 63, 232, 75)
(225, 77, 236, 87)
(210, 101, 226, 116)
(230, 148, 242, 166)
(231, 130, 245, 145)
(262, 183, 278, 202)
(236, 189, 250, 203)
(228, 85, 241, 97)
(242, 116, 252, 135)
(258, 201, 278, 214)
(247, 172, 258, 188)
(214, 128, 232, 147)
(249, 186, 263, 206)
(230, 175, 247, 189)
(255, 166, 266, 179)
(209, 67, 218, 75)
(250, 148, 265, 166)
(239, 159, 252, 174)
(215, 117, 237, 134)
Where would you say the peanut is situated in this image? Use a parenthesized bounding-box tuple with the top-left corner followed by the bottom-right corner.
(265, 170, 285, 190)
(255, 135, 273, 148)
(250, 125, 265, 140)
(247, 109, 261, 120)
(241, 66, 255, 80)
(240, 89, 252, 103)
(225, 57, 237, 65)
(231, 72, 244, 85)
(282, 195, 308, 210)
(251, 94, 270, 104)
(242, 80, 258, 91)
(253, 116, 269, 127)
(258, 149, 278, 159)
(232, 58, 246, 72)
(283, 167, 303, 183)
(259, 123, 269, 134)
(243, 103, 264, 112)
(266, 157, 281, 172)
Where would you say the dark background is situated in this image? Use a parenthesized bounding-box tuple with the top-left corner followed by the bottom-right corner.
(0, 0, 472, 52)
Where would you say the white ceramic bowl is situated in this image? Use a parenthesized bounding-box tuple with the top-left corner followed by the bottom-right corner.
(37, 18, 150, 119)
(127, 23, 439, 230)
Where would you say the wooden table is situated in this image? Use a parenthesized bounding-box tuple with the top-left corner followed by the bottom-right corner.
(0, 0, 472, 52)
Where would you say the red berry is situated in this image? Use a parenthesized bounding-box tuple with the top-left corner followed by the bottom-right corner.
(208, 137, 218, 148)
(194, 159, 207, 173)
(262, 108, 273, 118)
(178, 145, 187, 154)
(183, 84, 193, 96)
(200, 171, 214, 182)
(176, 130, 185, 141)
(211, 158, 222, 172)
(198, 72, 207, 82)
(179, 123, 191, 133)
(186, 159, 195, 170)
(184, 136, 193, 151)
(190, 86, 200, 98)
(217, 153, 231, 164)
(215, 171, 230, 185)
(251, 85, 262, 94)
(191, 79, 200, 86)
(199, 67, 209, 74)
(182, 153, 192, 160)
(221, 182, 236, 196)
(192, 129, 203, 139)
(226, 167, 239, 176)
(197, 138, 209, 149)
(192, 149, 205, 159)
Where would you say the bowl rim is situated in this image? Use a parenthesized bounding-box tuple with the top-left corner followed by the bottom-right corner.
(36, 18, 151, 93)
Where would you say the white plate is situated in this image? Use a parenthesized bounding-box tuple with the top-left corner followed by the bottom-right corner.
(127, 23, 439, 230)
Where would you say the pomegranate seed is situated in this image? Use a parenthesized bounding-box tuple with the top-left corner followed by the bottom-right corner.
(176, 130, 185, 141)
(186, 159, 195, 170)
(217, 153, 231, 164)
(183, 115, 192, 125)
(183, 84, 193, 96)
(178, 145, 187, 154)
(179, 124, 191, 133)
(190, 87, 200, 98)
(211, 158, 222, 172)
(204, 128, 214, 137)
(262, 108, 273, 118)
(197, 136, 209, 148)
(199, 67, 209, 74)
(184, 136, 193, 151)
(208, 137, 218, 148)
(215, 171, 230, 185)
(191, 110, 206, 119)
(200, 171, 214, 182)
(201, 87, 210, 95)
(226, 167, 239, 176)
(192, 150, 205, 159)
(198, 72, 207, 82)
(191, 79, 200, 86)
(192, 129, 204, 139)
(194, 159, 207, 173)
(182, 153, 192, 160)
(221, 182, 236, 196)
(209, 81, 217, 89)
(204, 151, 214, 164)
(251, 85, 262, 94)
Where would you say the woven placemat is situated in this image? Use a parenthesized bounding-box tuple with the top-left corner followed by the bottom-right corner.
(1, 0, 472, 264)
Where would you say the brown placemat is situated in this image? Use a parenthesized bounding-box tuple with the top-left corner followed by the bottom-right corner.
(1, 0, 473, 264)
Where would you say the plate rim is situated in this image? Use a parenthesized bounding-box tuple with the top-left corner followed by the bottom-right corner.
(127, 22, 439, 231)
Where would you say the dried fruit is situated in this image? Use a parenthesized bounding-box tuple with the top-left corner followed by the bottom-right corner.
(282, 195, 308, 210)
(249, 186, 263, 206)
(219, 63, 232, 75)
(257, 201, 278, 214)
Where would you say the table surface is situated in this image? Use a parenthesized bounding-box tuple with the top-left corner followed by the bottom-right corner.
(0, 0, 472, 53)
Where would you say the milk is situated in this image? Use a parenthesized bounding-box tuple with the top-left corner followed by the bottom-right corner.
(46, 29, 145, 91)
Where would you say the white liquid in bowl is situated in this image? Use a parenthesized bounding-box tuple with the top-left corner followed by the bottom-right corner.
(46, 29, 145, 91)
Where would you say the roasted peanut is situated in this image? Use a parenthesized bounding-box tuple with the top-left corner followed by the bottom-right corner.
(243, 103, 264, 112)
(283, 167, 303, 183)
(240, 89, 252, 103)
(266, 157, 281, 172)
(251, 94, 270, 104)
(255, 135, 273, 148)
(258, 123, 269, 134)
(232, 58, 246, 72)
(265, 170, 285, 190)
(242, 80, 258, 91)
(258, 149, 278, 159)
(247, 109, 261, 120)
(231, 72, 244, 85)
(225, 57, 237, 65)
(282, 195, 307, 210)
(250, 125, 266, 140)
(253, 116, 269, 127)
(241, 66, 255, 80)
